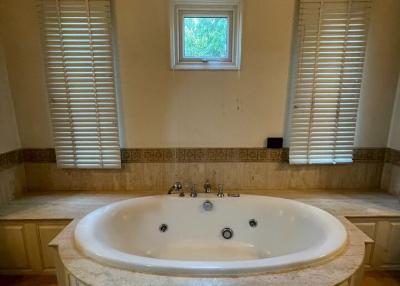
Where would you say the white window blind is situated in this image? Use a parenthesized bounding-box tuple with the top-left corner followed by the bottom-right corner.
(290, 0, 371, 164)
(40, 0, 121, 168)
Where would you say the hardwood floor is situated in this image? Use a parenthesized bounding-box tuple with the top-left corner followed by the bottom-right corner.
(0, 272, 399, 286)
(0, 275, 57, 286)
(363, 271, 400, 286)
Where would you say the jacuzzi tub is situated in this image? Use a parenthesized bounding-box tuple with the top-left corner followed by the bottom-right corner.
(74, 195, 347, 275)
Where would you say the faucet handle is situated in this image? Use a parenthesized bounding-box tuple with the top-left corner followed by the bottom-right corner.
(176, 182, 185, 197)
(217, 184, 224, 198)
(190, 184, 197, 197)
(167, 181, 183, 195)
(204, 180, 212, 193)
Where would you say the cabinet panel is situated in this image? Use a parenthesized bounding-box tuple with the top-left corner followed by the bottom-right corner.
(364, 243, 373, 266)
(353, 222, 376, 266)
(38, 224, 67, 270)
(0, 225, 29, 269)
(382, 222, 400, 265)
(353, 222, 376, 239)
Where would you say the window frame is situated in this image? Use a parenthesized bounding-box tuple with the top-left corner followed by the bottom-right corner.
(170, 0, 242, 70)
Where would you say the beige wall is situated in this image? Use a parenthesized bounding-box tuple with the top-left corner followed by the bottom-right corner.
(382, 73, 400, 196)
(0, 0, 399, 149)
(355, 0, 400, 148)
(0, 0, 53, 149)
(114, 0, 295, 147)
(388, 74, 400, 151)
(0, 32, 20, 154)
(0, 8, 24, 202)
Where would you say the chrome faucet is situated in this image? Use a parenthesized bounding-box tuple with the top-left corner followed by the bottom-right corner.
(167, 182, 184, 196)
(217, 184, 224, 198)
(190, 184, 197, 197)
(203, 180, 212, 193)
(203, 180, 226, 197)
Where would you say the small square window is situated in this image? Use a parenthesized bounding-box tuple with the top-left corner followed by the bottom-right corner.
(170, 0, 242, 70)
(183, 16, 229, 60)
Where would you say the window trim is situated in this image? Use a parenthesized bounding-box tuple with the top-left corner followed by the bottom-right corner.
(170, 0, 242, 70)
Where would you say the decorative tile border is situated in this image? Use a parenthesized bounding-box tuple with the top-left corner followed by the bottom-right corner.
(0, 149, 23, 171)
(353, 148, 387, 162)
(121, 148, 176, 163)
(1, 147, 398, 167)
(121, 148, 289, 163)
(385, 148, 400, 166)
(23, 148, 56, 163)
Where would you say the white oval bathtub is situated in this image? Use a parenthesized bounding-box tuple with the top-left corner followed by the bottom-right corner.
(74, 195, 347, 275)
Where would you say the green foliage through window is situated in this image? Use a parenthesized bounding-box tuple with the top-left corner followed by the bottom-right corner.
(183, 17, 228, 59)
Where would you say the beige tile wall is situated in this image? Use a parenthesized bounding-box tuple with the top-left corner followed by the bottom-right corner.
(0, 165, 25, 204)
(24, 161, 384, 193)
(382, 163, 400, 197)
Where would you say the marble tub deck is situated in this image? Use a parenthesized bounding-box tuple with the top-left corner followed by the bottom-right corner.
(1, 190, 400, 286)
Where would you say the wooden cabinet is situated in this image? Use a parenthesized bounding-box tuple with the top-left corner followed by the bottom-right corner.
(351, 222, 376, 267)
(383, 222, 400, 265)
(372, 221, 400, 269)
(1, 216, 399, 275)
(349, 218, 400, 270)
(0, 220, 70, 274)
(38, 223, 68, 271)
(0, 224, 30, 270)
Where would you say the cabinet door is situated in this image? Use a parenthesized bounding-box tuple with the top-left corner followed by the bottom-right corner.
(371, 221, 400, 269)
(382, 222, 400, 265)
(38, 223, 68, 270)
(353, 222, 376, 266)
(0, 224, 30, 269)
